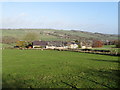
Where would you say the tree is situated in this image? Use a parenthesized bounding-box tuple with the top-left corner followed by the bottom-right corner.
(23, 32, 39, 41)
(16, 40, 27, 48)
(75, 40, 79, 43)
(78, 44, 81, 48)
(92, 40, 103, 48)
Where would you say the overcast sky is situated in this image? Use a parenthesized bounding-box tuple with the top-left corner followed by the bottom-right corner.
(1, 2, 118, 34)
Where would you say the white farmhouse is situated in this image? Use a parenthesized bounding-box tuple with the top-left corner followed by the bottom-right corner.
(69, 43, 78, 49)
(46, 46, 56, 49)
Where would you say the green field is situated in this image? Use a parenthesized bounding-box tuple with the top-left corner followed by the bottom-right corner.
(2, 49, 119, 88)
(92, 45, 120, 54)
(102, 45, 116, 48)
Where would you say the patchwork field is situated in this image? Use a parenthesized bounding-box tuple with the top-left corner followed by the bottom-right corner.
(2, 49, 119, 88)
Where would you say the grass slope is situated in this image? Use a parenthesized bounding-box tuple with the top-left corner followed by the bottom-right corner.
(2, 49, 119, 88)
(2, 29, 118, 41)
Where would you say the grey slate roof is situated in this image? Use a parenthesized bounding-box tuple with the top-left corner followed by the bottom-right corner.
(33, 41, 48, 46)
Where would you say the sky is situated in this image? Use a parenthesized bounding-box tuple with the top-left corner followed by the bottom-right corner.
(1, 2, 118, 34)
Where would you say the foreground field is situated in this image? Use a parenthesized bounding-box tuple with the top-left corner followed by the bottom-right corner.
(2, 49, 119, 88)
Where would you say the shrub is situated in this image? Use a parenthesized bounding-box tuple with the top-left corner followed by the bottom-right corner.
(115, 40, 120, 48)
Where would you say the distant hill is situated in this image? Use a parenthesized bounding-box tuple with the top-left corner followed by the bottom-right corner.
(1, 29, 118, 41)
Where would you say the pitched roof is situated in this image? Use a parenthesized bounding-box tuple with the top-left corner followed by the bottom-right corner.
(47, 41, 64, 47)
(33, 41, 48, 46)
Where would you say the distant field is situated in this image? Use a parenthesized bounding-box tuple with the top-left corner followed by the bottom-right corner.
(2, 49, 119, 88)
(92, 45, 119, 53)
(102, 45, 116, 48)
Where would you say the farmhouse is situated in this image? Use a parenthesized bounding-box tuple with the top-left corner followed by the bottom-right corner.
(80, 41, 92, 49)
(33, 41, 48, 48)
(47, 41, 79, 49)
(46, 41, 65, 49)
(32, 41, 79, 49)
(65, 42, 78, 49)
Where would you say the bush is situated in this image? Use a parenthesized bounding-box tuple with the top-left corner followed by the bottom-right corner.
(116, 40, 120, 48)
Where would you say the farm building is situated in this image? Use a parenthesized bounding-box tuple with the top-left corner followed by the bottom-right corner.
(33, 41, 48, 48)
(80, 41, 92, 49)
(46, 41, 65, 49)
(65, 42, 78, 49)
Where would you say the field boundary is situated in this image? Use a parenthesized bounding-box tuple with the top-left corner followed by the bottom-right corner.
(1, 48, 120, 56)
(4, 47, 119, 57)
(53, 49, 119, 56)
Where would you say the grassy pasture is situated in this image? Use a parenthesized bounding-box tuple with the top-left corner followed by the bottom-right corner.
(2, 49, 119, 88)
(2, 29, 118, 41)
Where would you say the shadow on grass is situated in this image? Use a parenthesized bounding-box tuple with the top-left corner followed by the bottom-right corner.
(2, 74, 34, 89)
(81, 69, 120, 88)
(2, 69, 120, 88)
(61, 80, 79, 90)
(2, 65, 120, 88)
(90, 59, 119, 63)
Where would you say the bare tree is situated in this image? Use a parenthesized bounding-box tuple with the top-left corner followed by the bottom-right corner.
(2, 36, 18, 44)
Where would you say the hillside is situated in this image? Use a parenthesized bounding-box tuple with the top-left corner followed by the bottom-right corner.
(1, 29, 118, 41)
